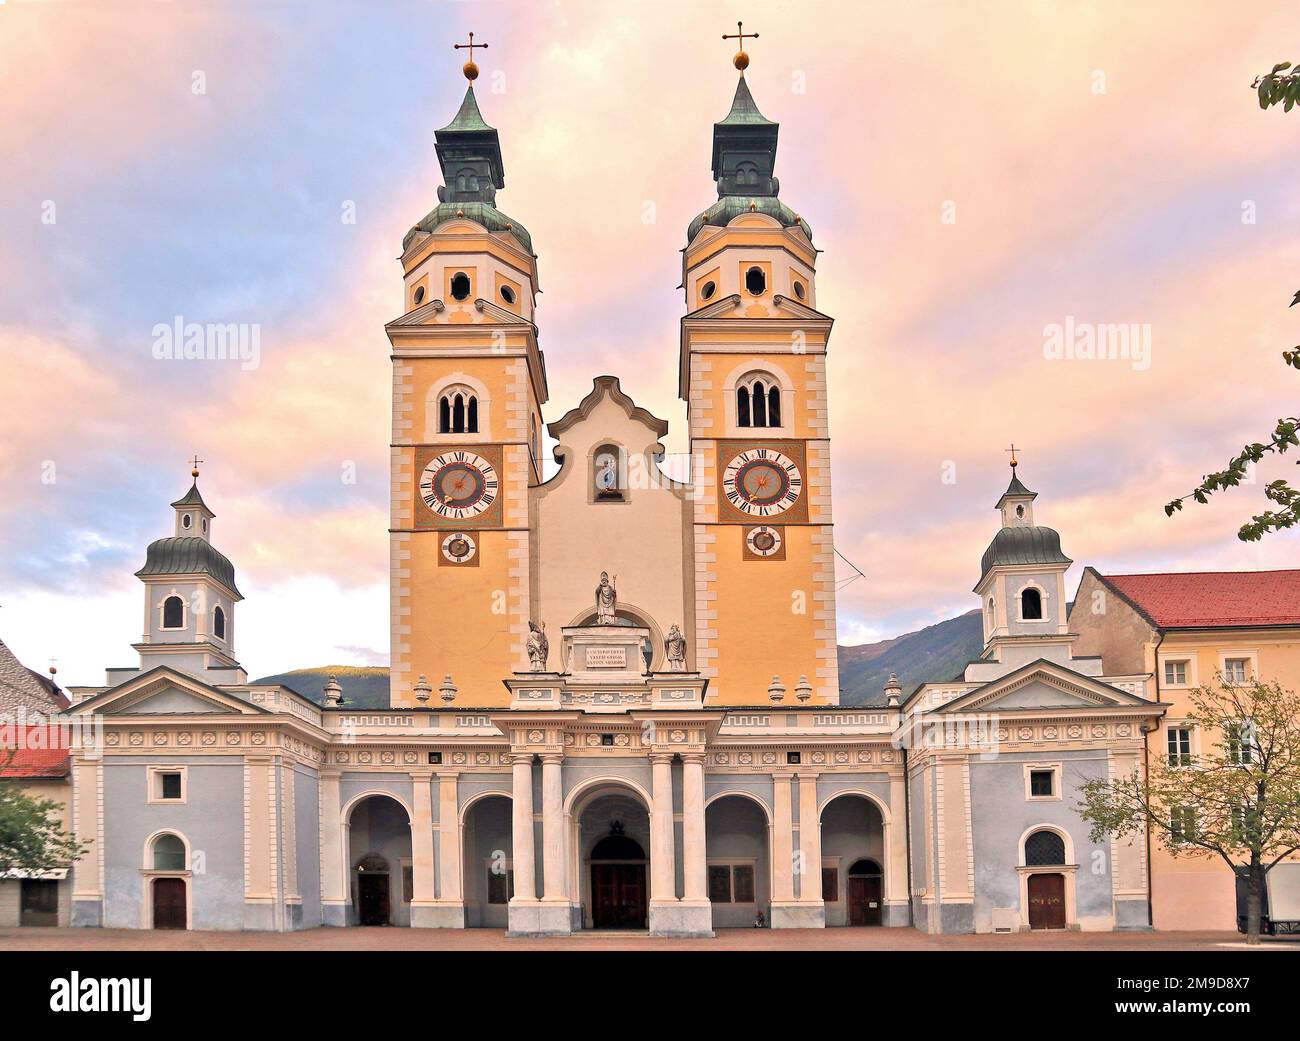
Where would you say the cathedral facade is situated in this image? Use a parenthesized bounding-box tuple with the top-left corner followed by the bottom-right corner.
(62, 56, 1165, 937)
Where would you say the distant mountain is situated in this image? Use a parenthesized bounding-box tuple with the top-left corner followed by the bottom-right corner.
(256, 612, 985, 710)
(837, 610, 984, 706)
(252, 666, 391, 709)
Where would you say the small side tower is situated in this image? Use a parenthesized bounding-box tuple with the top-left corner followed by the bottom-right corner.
(974, 453, 1073, 667)
(125, 463, 245, 684)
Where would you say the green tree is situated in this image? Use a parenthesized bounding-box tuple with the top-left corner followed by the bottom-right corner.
(1077, 677, 1300, 942)
(0, 752, 88, 877)
(1164, 63, 1299, 539)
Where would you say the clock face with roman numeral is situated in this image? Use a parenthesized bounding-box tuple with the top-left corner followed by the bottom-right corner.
(722, 448, 802, 517)
(420, 451, 498, 519)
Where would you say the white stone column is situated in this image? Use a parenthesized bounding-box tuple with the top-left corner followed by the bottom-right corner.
(681, 754, 708, 903)
(409, 771, 438, 924)
(510, 755, 537, 903)
(437, 772, 462, 904)
(771, 772, 795, 903)
(797, 773, 825, 925)
(319, 768, 348, 926)
(649, 754, 676, 902)
(541, 754, 566, 903)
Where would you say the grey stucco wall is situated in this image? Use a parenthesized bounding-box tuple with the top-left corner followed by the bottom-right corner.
(969, 748, 1113, 931)
(294, 765, 321, 929)
(102, 756, 245, 930)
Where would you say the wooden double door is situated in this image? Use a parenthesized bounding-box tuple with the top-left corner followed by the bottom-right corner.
(1027, 872, 1067, 929)
(358, 873, 391, 926)
(151, 877, 187, 930)
(847, 875, 883, 926)
(591, 863, 647, 929)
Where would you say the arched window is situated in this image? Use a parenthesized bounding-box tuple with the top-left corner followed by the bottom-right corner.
(213, 605, 226, 640)
(1021, 587, 1044, 620)
(1024, 830, 1066, 866)
(450, 272, 471, 301)
(162, 596, 184, 630)
(745, 266, 766, 295)
(152, 833, 187, 871)
(736, 373, 783, 428)
(437, 387, 479, 434)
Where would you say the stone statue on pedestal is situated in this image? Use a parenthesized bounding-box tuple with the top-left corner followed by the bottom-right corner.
(595, 571, 618, 625)
(526, 620, 549, 672)
(665, 624, 687, 672)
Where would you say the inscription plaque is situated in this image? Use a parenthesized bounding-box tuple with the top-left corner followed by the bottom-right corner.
(585, 647, 628, 669)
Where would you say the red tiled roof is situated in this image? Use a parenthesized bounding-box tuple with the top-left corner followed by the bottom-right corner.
(1102, 569, 1300, 629)
(0, 726, 72, 779)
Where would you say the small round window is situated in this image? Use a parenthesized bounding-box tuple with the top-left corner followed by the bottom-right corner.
(413, 285, 426, 305)
(500, 285, 516, 305)
(701, 280, 717, 301)
(745, 266, 766, 295)
(450, 272, 471, 301)
(792, 280, 806, 300)
(181, 514, 192, 529)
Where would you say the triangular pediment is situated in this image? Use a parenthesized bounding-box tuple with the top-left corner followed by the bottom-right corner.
(937, 659, 1152, 714)
(70, 667, 265, 717)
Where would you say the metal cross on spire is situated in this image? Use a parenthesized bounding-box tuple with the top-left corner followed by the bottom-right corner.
(1004, 443, 1021, 469)
(189, 454, 204, 478)
(722, 20, 759, 72)
(454, 32, 489, 81)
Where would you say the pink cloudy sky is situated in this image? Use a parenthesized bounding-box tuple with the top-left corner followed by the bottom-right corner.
(2, 1, 1298, 687)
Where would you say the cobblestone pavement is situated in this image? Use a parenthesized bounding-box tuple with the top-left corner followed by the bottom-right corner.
(0, 926, 1291, 951)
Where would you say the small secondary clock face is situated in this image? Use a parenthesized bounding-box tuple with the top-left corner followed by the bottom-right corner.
(745, 525, 783, 557)
(440, 532, 477, 563)
(420, 451, 499, 519)
(722, 449, 802, 516)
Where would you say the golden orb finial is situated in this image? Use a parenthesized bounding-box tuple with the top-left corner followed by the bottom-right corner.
(722, 21, 759, 74)
(189, 454, 203, 479)
(454, 32, 488, 83)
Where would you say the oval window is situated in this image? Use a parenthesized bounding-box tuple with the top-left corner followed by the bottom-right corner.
(745, 267, 766, 295)
(500, 285, 516, 305)
(181, 514, 192, 529)
(701, 280, 717, 301)
(413, 285, 426, 305)
(792, 280, 806, 300)
(450, 272, 471, 301)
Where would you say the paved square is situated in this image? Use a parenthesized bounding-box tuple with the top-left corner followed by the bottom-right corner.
(0, 927, 1291, 951)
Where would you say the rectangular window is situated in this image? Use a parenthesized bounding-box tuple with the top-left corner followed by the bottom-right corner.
(1227, 722, 1254, 765)
(732, 865, 755, 904)
(1224, 658, 1248, 684)
(160, 772, 182, 800)
(486, 867, 514, 905)
(1029, 769, 1055, 798)
(1167, 727, 1193, 766)
(708, 865, 732, 904)
(821, 867, 838, 903)
(1163, 660, 1188, 685)
(149, 767, 186, 803)
(1170, 806, 1197, 844)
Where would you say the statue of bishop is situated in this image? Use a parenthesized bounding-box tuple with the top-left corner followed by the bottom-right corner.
(595, 571, 618, 625)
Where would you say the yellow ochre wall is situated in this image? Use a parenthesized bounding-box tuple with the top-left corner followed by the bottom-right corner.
(1146, 628, 1300, 931)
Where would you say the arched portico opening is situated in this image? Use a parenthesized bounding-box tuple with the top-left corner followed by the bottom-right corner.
(346, 794, 411, 926)
(820, 794, 886, 926)
(570, 782, 652, 930)
(462, 793, 513, 928)
(705, 793, 771, 928)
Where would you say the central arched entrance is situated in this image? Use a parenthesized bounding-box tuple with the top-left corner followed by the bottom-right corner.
(572, 783, 652, 930)
(589, 827, 648, 929)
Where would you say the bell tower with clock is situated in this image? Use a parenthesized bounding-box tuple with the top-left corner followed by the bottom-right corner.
(385, 49, 547, 708)
(679, 49, 840, 705)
